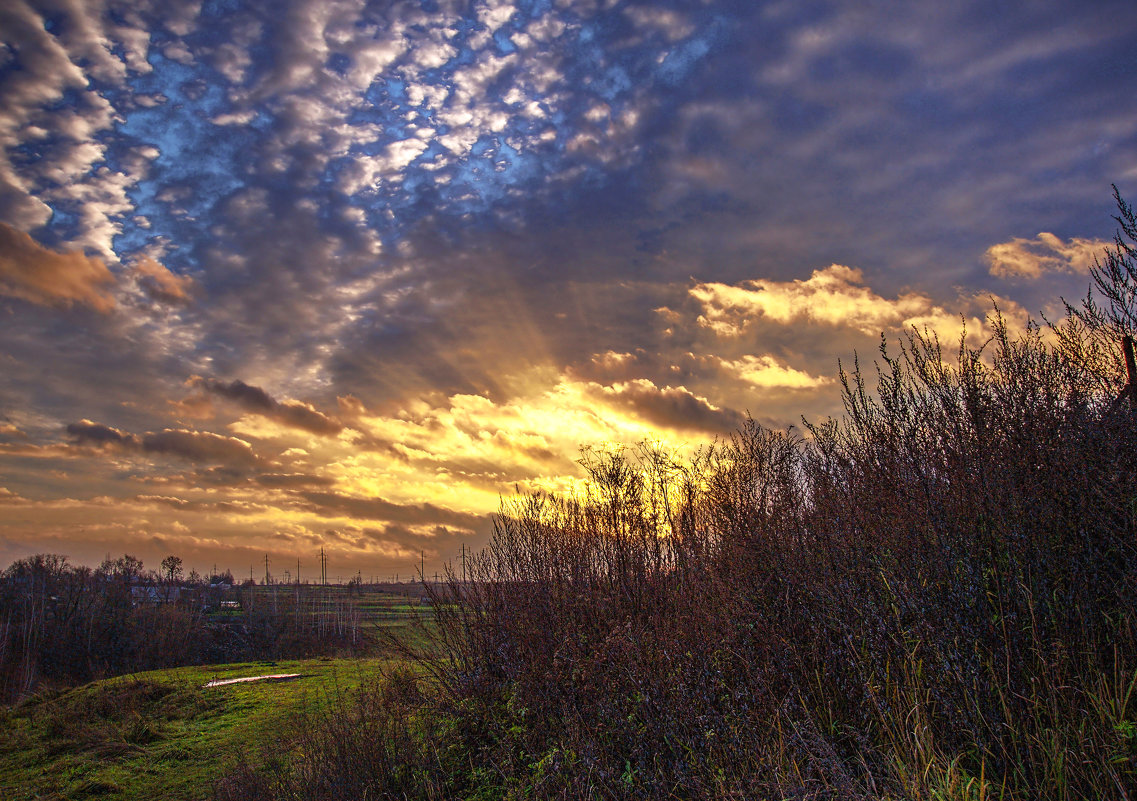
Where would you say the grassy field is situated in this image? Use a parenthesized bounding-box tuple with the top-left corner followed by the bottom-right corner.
(0, 657, 390, 800)
(0, 586, 440, 801)
(234, 583, 436, 632)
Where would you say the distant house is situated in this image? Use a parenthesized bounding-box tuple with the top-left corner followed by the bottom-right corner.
(130, 586, 185, 605)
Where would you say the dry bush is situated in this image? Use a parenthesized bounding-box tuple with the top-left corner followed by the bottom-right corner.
(217, 196, 1137, 799)
(410, 199, 1137, 799)
(213, 666, 449, 801)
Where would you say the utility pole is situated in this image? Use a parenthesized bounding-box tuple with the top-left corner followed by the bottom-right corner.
(264, 553, 270, 586)
(461, 543, 467, 584)
(297, 557, 300, 585)
(1125, 335, 1137, 413)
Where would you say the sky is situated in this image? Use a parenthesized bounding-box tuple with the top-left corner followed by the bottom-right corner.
(1, 0, 1136, 582)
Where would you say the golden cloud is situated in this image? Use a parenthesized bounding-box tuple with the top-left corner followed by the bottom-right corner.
(719, 355, 833, 389)
(7, 260, 1047, 577)
(128, 256, 195, 304)
(985, 233, 1108, 279)
(329, 373, 721, 520)
(688, 265, 1028, 349)
(0, 222, 116, 312)
(690, 265, 934, 336)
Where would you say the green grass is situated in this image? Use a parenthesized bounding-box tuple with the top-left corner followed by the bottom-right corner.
(236, 585, 436, 634)
(0, 657, 389, 801)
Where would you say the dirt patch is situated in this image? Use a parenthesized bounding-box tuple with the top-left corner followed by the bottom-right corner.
(202, 673, 302, 688)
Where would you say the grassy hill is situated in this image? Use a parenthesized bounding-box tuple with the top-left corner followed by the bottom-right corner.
(0, 658, 388, 800)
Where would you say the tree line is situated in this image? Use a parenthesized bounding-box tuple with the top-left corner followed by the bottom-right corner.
(0, 552, 365, 703)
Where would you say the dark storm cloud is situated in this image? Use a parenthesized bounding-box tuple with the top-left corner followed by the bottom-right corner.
(198, 378, 275, 411)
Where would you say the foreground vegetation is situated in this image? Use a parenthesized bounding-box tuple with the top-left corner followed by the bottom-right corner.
(214, 192, 1137, 799)
(4, 194, 1135, 799)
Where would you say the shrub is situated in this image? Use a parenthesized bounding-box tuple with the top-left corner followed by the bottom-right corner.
(217, 194, 1137, 799)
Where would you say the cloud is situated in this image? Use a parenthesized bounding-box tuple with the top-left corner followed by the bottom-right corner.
(255, 473, 336, 489)
(0, 487, 27, 505)
(718, 355, 833, 390)
(587, 379, 744, 434)
(0, 1, 150, 255)
(190, 378, 343, 435)
(67, 420, 259, 466)
(985, 233, 1109, 279)
(128, 256, 195, 304)
(294, 491, 486, 529)
(0, 223, 116, 312)
(141, 429, 259, 466)
(2, 0, 1134, 580)
(690, 265, 946, 337)
(0, 3, 91, 230)
(624, 6, 695, 42)
(65, 420, 137, 448)
(477, 0, 517, 35)
(339, 137, 432, 194)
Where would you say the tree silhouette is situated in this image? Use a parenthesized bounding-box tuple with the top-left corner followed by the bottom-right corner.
(160, 555, 183, 584)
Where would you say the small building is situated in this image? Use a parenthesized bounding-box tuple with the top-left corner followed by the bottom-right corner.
(131, 586, 184, 605)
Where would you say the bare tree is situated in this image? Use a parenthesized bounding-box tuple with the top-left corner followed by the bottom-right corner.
(160, 555, 183, 585)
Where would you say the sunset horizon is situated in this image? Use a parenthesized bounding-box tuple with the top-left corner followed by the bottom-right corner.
(2, 0, 1136, 580)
